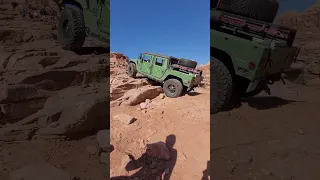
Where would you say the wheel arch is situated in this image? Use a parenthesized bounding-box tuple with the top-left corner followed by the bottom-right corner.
(128, 60, 136, 65)
(62, 0, 84, 10)
(211, 47, 235, 76)
(164, 75, 184, 86)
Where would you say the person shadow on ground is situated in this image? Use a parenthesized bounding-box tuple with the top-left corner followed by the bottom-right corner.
(201, 160, 210, 180)
(111, 134, 177, 180)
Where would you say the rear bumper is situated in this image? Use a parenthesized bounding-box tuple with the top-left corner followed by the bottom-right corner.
(187, 76, 203, 90)
(253, 46, 299, 82)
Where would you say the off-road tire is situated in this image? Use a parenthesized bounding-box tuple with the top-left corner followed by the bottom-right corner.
(178, 58, 198, 69)
(58, 4, 86, 51)
(217, 0, 279, 23)
(127, 63, 137, 78)
(211, 57, 233, 114)
(163, 79, 184, 98)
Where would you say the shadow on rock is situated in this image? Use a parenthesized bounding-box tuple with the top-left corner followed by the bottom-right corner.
(111, 134, 177, 180)
(74, 47, 110, 55)
(243, 96, 302, 110)
(201, 160, 210, 180)
(221, 96, 303, 112)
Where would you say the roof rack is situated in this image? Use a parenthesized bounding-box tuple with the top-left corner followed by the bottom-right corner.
(210, 10, 297, 46)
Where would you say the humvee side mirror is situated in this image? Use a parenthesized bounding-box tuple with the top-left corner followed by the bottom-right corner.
(138, 53, 142, 59)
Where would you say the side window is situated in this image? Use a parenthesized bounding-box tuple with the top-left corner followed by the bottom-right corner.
(155, 57, 163, 66)
(143, 55, 151, 62)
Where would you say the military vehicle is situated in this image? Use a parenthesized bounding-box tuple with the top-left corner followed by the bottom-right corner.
(57, 0, 109, 51)
(128, 52, 203, 98)
(210, 0, 300, 114)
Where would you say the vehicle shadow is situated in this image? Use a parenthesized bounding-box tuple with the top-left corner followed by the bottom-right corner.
(221, 96, 303, 112)
(111, 134, 177, 180)
(201, 160, 210, 180)
(74, 46, 110, 55)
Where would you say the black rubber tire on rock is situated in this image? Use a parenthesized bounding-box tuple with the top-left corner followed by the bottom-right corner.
(58, 4, 86, 51)
(217, 0, 279, 23)
(178, 58, 198, 69)
(127, 63, 137, 78)
(210, 57, 233, 114)
(163, 79, 184, 98)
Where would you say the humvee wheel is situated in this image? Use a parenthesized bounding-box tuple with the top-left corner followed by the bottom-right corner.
(211, 57, 233, 114)
(127, 63, 137, 78)
(163, 79, 183, 98)
(58, 4, 86, 51)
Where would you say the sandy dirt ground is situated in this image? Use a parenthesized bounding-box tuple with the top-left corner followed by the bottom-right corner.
(212, 80, 320, 180)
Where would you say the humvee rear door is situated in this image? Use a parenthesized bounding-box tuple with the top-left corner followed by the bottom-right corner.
(151, 57, 168, 79)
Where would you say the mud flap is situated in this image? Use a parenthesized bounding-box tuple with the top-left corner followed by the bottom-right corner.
(246, 80, 260, 92)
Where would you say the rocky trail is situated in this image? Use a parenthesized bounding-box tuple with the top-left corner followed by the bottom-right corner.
(109, 57, 210, 180)
(0, 0, 111, 179)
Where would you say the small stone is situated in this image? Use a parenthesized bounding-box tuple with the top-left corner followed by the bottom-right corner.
(22, 33, 33, 42)
(140, 102, 148, 109)
(96, 130, 113, 152)
(86, 145, 97, 155)
(160, 94, 165, 99)
(260, 169, 271, 176)
(141, 110, 147, 114)
(145, 99, 151, 103)
(99, 152, 109, 165)
(113, 114, 135, 125)
(149, 161, 157, 169)
(110, 101, 121, 107)
(297, 129, 304, 135)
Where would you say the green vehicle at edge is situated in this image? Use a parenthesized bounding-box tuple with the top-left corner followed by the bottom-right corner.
(210, 0, 300, 114)
(128, 52, 204, 98)
(57, 0, 110, 51)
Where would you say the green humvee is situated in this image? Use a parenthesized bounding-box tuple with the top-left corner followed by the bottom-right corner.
(128, 52, 203, 98)
(57, 0, 109, 51)
(210, 0, 300, 114)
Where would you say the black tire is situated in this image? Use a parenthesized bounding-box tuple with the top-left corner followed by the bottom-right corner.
(163, 79, 183, 98)
(210, 57, 233, 114)
(178, 58, 198, 69)
(127, 63, 137, 78)
(58, 4, 86, 51)
(217, 0, 279, 23)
